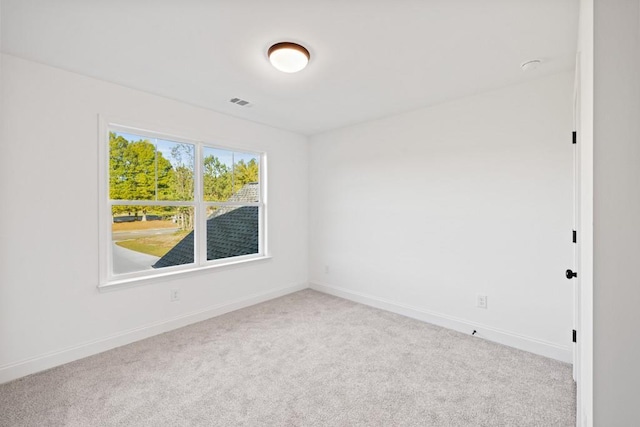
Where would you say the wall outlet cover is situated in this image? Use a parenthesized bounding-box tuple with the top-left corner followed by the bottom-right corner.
(477, 294, 488, 309)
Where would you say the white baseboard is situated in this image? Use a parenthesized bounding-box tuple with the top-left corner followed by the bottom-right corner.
(0, 282, 308, 384)
(310, 282, 571, 363)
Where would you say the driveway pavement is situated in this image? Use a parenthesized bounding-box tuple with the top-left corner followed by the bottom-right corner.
(112, 243, 161, 274)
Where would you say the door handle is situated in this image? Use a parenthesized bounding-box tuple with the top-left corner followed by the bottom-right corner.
(566, 269, 577, 279)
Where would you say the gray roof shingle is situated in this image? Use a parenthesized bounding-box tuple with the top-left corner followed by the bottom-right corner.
(153, 183, 260, 268)
(208, 182, 259, 219)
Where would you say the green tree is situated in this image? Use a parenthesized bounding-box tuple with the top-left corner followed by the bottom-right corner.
(203, 154, 232, 201)
(232, 158, 259, 193)
(169, 143, 195, 230)
(109, 132, 174, 216)
(168, 144, 194, 201)
(110, 134, 259, 227)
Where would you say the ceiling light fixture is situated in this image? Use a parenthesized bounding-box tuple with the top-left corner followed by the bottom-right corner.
(521, 59, 542, 72)
(268, 42, 310, 73)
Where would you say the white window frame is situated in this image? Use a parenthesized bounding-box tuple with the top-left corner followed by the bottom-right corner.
(98, 117, 268, 290)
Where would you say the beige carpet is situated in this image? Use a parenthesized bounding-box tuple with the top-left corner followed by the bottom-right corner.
(0, 290, 575, 426)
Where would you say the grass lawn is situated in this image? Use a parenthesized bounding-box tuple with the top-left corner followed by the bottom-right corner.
(115, 230, 190, 257)
(112, 220, 178, 232)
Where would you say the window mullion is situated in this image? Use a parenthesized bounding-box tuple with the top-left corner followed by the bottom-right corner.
(109, 200, 196, 207)
(194, 143, 206, 266)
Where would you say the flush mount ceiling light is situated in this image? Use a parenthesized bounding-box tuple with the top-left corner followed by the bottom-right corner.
(268, 42, 310, 73)
(521, 59, 542, 72)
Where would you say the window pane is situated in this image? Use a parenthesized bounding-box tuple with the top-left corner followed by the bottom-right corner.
(111, 206, 194, 274)
(232, 151, 260, 202)
(109, 132, 194, 201)
(203, 147, 259, 202)
(157, 139, 194, 201)
(203, 147, 234, 201)
(206, 205, 259, 261)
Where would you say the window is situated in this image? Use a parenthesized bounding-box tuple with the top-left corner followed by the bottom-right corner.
(99, 121, 265, 287)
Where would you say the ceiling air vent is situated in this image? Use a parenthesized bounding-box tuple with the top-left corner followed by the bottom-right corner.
(229, 97, 252, 107)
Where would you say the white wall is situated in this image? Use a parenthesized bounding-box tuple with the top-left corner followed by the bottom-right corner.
(309, 72, 574, 361)
(593, 1, 640, 425)
(0, 54, 309, 383)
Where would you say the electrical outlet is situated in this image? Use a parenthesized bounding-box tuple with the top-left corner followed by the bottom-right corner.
(170, 289, 180, 302)
(324, 265, 330, 274)
(477, 294, 488, 309)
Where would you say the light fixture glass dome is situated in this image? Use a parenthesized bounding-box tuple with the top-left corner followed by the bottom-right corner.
(268, 42, 310, 73)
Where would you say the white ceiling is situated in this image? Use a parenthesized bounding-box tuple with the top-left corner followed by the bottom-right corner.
(1, 0, 579, 135)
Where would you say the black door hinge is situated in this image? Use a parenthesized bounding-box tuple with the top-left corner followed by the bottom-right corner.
(573, 230, 577, 243)
(572, 131, 577, 144)
(572, 329, 577, 343)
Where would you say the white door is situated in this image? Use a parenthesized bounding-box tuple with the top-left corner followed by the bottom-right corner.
(571, 56, 582, 383)
(571, 129, 579, 381)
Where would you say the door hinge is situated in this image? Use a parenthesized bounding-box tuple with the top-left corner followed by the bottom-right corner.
(572, 329, 577, 343)
(572, 131, 577, 144)
(573, 230, 577, 243)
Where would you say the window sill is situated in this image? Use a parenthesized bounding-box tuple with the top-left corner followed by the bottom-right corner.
(98, 255, 272, 293)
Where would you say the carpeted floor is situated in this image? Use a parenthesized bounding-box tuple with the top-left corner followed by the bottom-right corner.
(0, 290, 575, 426)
